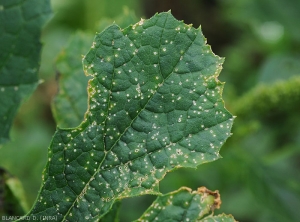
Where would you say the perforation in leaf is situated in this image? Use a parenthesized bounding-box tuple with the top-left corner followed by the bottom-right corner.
(22, 12, 233, 221)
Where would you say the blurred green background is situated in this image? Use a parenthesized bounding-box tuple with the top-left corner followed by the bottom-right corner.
(1, 0, 300, 221)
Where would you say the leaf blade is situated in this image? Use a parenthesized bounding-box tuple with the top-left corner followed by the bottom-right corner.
(52, 31, 94, 128)
(23, 12, 233, 221)
(135, 187, 221, 222)
(0, 0, 51, 144)
(52, 10, 139, 128)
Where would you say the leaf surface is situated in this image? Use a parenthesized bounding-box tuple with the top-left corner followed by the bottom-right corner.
(23, 12, 233, 221)
(135, 187, 223, 222)
(0, 0, 51, 144)
(52, 10, 138, 128)
(52, 31, 94, 128)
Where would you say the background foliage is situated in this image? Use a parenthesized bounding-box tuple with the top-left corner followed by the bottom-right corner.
(1, 0, 300, 221)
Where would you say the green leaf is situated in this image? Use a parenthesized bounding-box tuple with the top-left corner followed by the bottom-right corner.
(0, 0, 51, 144)
(22, 12, 233, 221)
(135, 187, 228, 222)
(52, 31, 94, 128)
(52, 10, 138, 128)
